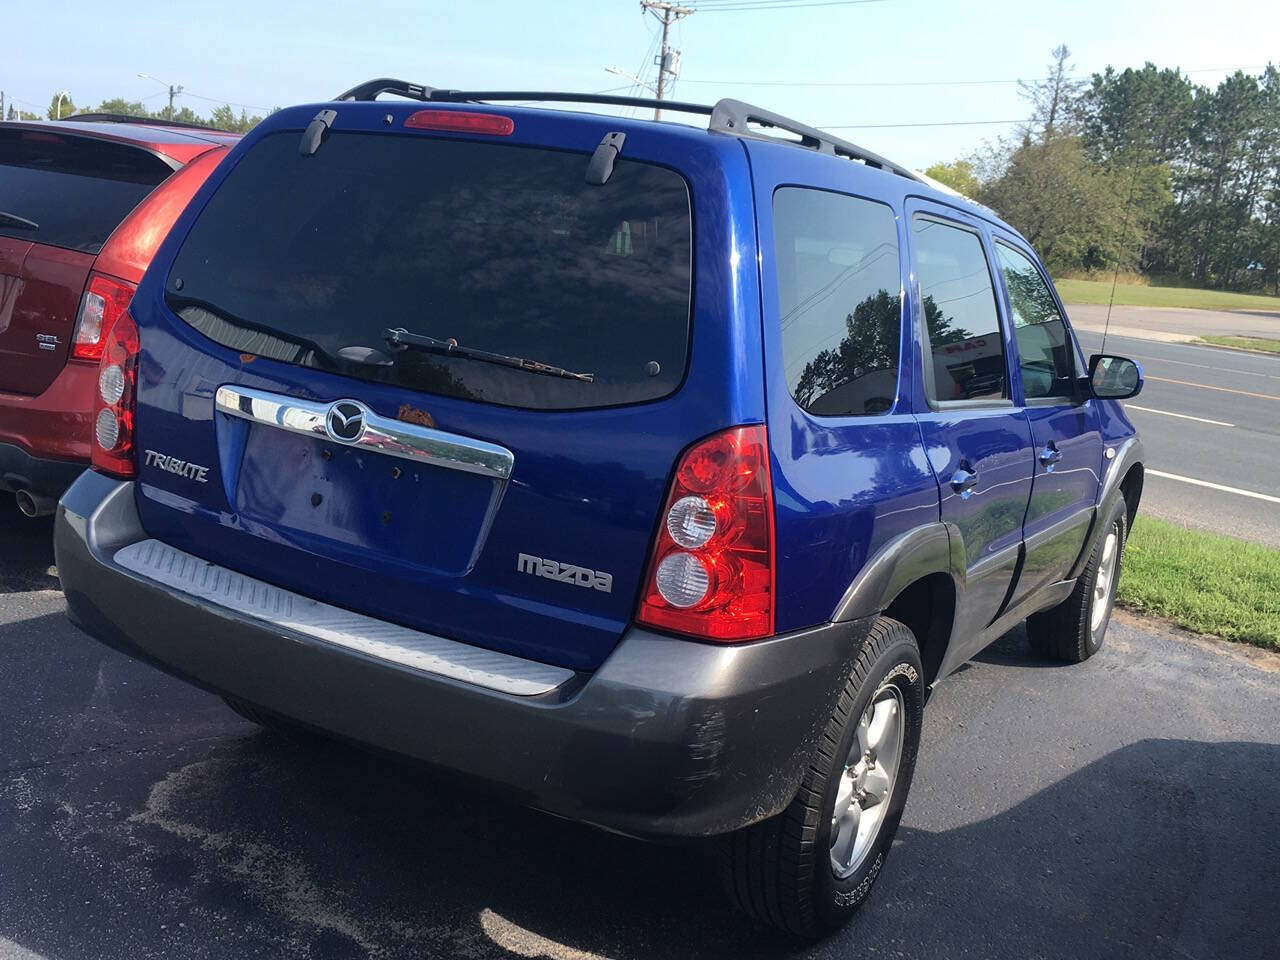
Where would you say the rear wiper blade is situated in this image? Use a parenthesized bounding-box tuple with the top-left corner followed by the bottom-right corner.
(382, 327, 595, 383)
(0, 211, 38, 231)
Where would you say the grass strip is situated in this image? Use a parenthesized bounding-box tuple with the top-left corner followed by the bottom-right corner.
(1118, 515, 1280, 650)
(1054, 278, 1280, 313)
(1197, 335, 1280, 354)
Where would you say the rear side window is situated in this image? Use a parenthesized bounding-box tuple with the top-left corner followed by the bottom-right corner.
(994, 243, 1083, 401)
(0, 129, 172, 253)
(913, 217, 1006, 404)
(773, 187, 902, 417)
(166, 131, 693, 411)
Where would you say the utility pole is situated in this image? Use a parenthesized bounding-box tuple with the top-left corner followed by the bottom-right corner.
(138, 74, 183, 121)
(166, 83, 183, 120)
(640, 1, 692, 120)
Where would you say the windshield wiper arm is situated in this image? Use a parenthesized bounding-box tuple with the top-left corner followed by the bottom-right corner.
(382, 327, 595, 383)
(0, 211, 39, 231)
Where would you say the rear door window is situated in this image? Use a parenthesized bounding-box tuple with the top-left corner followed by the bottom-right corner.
(0, 129, 173, 253)
(166, 131, 693, 411)
(912, 216, 1007, 404)
(773, 187, 902, 416)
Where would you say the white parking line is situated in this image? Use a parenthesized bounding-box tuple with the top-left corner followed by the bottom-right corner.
(1146, 469, 1280, 505)
(1125, 404, 1235, 427)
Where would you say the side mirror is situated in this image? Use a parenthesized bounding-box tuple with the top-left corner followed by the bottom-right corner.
(1088, 353, 1143, 400)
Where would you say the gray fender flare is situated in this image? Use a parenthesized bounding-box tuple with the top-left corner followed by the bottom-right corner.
(833, 522, 966, 623)
(1068, 435, 1144, 581)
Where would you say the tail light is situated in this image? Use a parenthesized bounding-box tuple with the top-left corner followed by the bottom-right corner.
(636, 425, 776, 642)
(90, 309, 140, 478)
(72, 273, 135, 362)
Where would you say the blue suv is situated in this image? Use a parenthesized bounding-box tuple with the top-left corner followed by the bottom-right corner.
(54, 79, 1145, 936)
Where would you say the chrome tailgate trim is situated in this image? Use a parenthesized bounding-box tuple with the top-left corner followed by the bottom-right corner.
(214, 384, 514, 480)
(112, 539, 571, 696)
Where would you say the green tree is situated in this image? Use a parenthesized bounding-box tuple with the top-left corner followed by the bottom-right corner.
(1018, 45, 1086, 142)
(97, 97, 149, 116)
(1081, 63, 1194, 166)
(168, 106, 206, 125)
(922, 160, 981, 197)
(979, 135, 1159, 274)
(1254, 186, 1280, 294)
(208, 104, 265, 133)
(1163, 68, 1280, 287)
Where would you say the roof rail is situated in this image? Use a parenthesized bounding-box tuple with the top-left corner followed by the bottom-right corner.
(335, 78, 437, 103)
(708, 99, 921, 182)
(332, 78, 924, 184)
(62, 112, 228, 133)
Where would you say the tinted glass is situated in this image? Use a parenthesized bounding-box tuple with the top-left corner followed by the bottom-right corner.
(0, 129, 171, 253)
(773, 187, 902, 416)
(167, 131, 692, 411)
(913, 217, 1006, 403)
(995, 243, 1082, 400)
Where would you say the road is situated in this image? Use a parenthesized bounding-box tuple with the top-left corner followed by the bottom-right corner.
(1068, 302, 1280, 342)
(1071, 321, 1280, 548)
(1, 506, 1277, 960)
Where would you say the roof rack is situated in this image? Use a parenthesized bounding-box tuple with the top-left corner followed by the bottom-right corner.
(62, 112, 228, 133)
(333, 78, 924, 184)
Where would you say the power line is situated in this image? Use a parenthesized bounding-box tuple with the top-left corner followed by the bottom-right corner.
(821, 118, 1024, 129)
(180, 90, 272, 112)
(678, 64, 1272, 88)
(692, 0, 886, 9)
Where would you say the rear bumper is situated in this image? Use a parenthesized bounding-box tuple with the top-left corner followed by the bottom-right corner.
(0, 360, 95, 496)
(55, 471, 871, 839)
(0, 441, 84, 497)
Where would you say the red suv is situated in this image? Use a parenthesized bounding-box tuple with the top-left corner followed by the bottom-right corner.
(0, 116, 240, 516)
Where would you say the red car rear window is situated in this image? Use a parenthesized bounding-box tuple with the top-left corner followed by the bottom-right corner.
(0, 129, 173, 254)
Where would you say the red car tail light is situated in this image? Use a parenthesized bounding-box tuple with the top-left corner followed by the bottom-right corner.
(404, 110, 515, 136)
(636, 425, 776, 642)
(72, 273, 135, 362)
(90, 309, 140, 478)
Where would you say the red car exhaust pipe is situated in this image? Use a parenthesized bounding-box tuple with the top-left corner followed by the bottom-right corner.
(15, 489, 56, 518)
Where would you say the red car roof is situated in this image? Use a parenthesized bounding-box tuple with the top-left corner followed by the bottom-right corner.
(4, 119, 241, 165)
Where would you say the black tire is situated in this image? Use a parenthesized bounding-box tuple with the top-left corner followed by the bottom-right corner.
(720, 616, 924, 937)
(1026, 498, 1128, 663)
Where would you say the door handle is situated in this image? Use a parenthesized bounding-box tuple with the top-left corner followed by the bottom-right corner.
(950, 467, 980, 498)
(1039, 444, 1063, 469)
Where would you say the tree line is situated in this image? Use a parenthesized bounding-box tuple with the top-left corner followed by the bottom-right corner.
(925, 47, 1280, 294)
(4, 92, 272, 135)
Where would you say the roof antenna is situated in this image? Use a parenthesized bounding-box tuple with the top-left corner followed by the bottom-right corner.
(1102, 161, 1141, 356)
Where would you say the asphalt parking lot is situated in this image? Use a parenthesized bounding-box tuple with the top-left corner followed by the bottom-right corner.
(2, 502, 1277, 960)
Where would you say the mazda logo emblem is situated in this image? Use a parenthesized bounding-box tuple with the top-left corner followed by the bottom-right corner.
(325, 400, 367, 443)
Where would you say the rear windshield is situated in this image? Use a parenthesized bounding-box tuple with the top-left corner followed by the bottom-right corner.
(166, 130, 693, 410)
(0, 129, 173, 253)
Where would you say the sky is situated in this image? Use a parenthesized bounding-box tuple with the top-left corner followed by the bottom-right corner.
(3, 0, 1278, 170)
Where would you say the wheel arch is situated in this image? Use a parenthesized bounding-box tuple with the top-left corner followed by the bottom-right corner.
(1119, 462, 1144, 530)
(833, 522, 964, 687)
(1069, 436, 1144, 581)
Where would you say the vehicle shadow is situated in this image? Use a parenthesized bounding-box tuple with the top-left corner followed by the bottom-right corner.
(0, 498, 59, 593)
(2, 684, 1275, 960)
(970, 622, 1073, 668)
